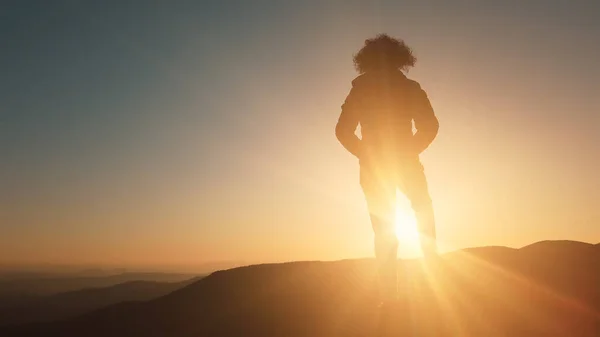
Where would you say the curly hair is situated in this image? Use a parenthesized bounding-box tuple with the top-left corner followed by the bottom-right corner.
(353, 34, 417, 73)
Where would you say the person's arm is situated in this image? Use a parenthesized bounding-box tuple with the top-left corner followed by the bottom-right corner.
(411, 84, 439, 154)
(335, 87, 362, 157)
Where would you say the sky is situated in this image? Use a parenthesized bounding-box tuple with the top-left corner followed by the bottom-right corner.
(1, 0, 599, 271)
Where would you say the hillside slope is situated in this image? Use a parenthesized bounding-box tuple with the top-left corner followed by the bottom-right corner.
(4, 241, 599, 337)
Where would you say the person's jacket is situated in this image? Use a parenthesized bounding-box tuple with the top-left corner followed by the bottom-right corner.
(335, 70, 439, 161)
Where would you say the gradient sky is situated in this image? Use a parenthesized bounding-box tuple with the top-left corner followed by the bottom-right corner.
(1, 0, 599, 270)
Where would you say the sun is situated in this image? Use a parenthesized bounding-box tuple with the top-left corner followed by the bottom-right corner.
(395, 200, 422, 258)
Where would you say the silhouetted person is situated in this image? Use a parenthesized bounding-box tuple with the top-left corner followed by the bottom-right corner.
(335, 34, 439, 304)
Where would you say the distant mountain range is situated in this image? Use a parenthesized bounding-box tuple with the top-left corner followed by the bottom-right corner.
(0, 272, 198, 298)
(2, 240, 599, 337)
(0, 277, 202, 326)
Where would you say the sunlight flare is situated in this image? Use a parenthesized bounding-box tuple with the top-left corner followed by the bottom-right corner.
(395, 197, 422, 258)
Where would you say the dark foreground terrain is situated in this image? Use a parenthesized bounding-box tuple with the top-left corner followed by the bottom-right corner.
(3, 240, 599, 337)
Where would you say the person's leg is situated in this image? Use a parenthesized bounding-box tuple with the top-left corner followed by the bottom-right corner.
(398, 159, 437, 258)
(360, 166, 398, 302)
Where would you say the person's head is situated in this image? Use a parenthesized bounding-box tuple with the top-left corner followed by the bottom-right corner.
(353, 34, 416, 74)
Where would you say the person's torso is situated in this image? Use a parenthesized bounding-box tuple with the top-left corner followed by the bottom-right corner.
(352, 70, 419, 161)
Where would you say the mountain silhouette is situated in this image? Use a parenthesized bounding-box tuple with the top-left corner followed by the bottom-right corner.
(0, 272, 197, 299)
(0, 277, 201, 326)
(2, 241, 599, 337)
